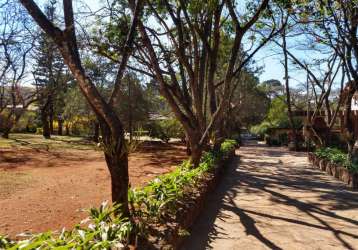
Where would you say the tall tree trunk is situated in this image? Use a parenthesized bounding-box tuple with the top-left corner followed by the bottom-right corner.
(185, 136, 191, 156)
(213, 124, 224, 152)
(282, 27, 298, 151)
(343, 84, 356, 163)
(49, 111, 54, 134)
(18, 0, 143, 218)
(48, 95, 54, 135)
(2, 110, 26, 139)
(187, 132, 203, 167)
(100, 120, 129, 217)
(93, 121, 100, 143)
(2, 127, 10, 139)
(128, 78, 133, 143)
(58, 117, 63, 136)
(65, 123, 70, 136)
(324, 94, 333, 145)
(41, 109, 51, 139)
(190, 143, 203, 167)
(2, 112, 13, 139)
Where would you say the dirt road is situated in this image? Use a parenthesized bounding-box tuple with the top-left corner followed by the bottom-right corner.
(181, 142, 358, 250)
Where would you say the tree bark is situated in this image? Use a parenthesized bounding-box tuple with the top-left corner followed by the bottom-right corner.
(58, 118, 63, 136)
(190, 143, 203, 167)
(343, 83, 356, 163)
(65, 123, 70, 136)
(49, 100, 54, 134)
(41, 108, 51, 139)
(282, 26, 299, 150)
(100, 120, 129, 216)
(2, 128, 10, 139)
(93, 121, 100, 143)
(186, 131, 203, 167)
(2, 109, 27, 139)
(128, 77, 133, 143)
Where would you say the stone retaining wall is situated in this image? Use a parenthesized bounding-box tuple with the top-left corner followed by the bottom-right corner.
(136, 149, 236, 250)
(308, 152, 358, 189)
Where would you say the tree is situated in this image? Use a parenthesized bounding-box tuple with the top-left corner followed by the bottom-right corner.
(264, 1, 344, 148)
(0, 0, 36, 138)
(20, 0, 143, 216)
(62, 84, 93, 136)
(32, 0, 67, 139)
(272, 0, 358, 157)
(228, 71, 270, 130)
(129, 0, 280, 166)
(114, 73, 151, 141)
(260, 79, 284, 100)
(319, 0, 358, 162)
(281, 12, 299, 149)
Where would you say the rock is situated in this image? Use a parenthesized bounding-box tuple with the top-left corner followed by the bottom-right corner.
(341, 168, 351, 184)
(313, 156, 320, 168)
(330, 163, 339, 178)
(325, 163, 332, 175)
(319, 159, 327, 171)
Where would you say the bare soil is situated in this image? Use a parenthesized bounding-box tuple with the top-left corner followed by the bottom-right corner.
(0, 138, 186, 237)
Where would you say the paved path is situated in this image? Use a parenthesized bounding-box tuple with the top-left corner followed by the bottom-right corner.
(181, 142, 358, 250)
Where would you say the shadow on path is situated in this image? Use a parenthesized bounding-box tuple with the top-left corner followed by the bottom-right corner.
(181, 143, 358, 250)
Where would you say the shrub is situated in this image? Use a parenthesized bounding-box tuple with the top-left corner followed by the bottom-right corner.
(36, 127, 43, 135)
(314, 147, 358, 172)
(229, 133, 241, 145)
(250, 121, 271, 137)
(0, 139, 236, 248)
(129, 139, 236, 222)
(0, 202, 135, 249)
(147, 119, 185, 143)
(220, 139, 237, 152)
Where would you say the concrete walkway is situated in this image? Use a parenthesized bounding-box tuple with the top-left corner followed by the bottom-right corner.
(181, 142, 358, 250)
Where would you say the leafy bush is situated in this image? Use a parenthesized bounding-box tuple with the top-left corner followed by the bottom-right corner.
(0, 139, 236, 248)
(36, 127, 43, 135)
(0, 202, 135, 249)
(220, 139, 237, 152)
(314, 147, 358, 172)
(250, 121, 271, 137)
(129, 139, 236, 222)
(147, 119, 185, 143)
(12, 111, 37, 133)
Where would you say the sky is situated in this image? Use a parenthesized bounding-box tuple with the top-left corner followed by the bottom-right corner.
(26, 0, 337, 90)
(255, 47, 285, 83)
(79, 0, 289, 84)
(254, 45, 311, 88)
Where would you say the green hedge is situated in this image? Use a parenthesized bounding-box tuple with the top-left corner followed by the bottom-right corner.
(147, 119, 185, 143)
(315, 147, 358, 172)
(0, 139, 237, 249)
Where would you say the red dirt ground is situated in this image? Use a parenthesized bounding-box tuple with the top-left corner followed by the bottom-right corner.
(0, 141, 187, 237)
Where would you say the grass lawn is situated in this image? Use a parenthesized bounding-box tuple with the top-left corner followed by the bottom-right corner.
(0, 133, 99, 151)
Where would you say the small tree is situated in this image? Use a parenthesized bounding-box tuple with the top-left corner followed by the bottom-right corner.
(0, 0, 36, 138)
(20, 0, 143, 216)
(32, 0, 68, 139)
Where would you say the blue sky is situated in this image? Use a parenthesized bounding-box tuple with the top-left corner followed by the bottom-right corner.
(33, 0, 333, 89)
(80, 0, 292, 85)
(255, 48, 285, 83)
